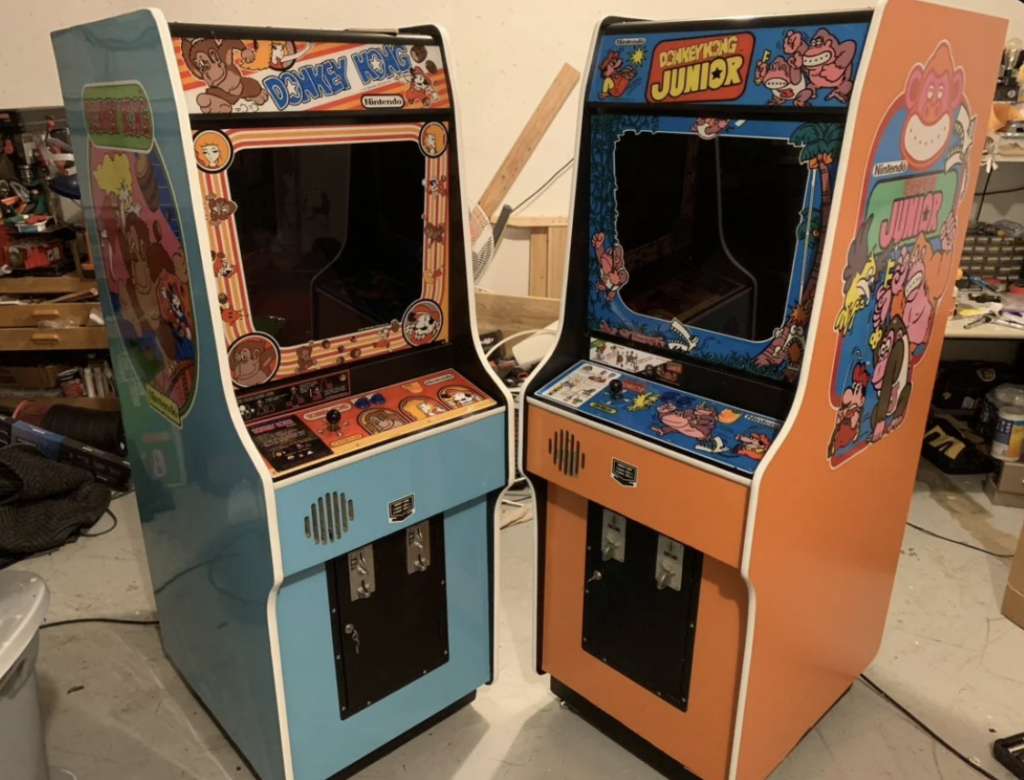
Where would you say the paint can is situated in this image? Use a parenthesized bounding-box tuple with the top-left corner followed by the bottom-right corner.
(991, 405, 1024, 461)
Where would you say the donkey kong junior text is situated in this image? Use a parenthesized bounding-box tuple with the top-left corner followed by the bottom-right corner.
(649, 34, 753, 102)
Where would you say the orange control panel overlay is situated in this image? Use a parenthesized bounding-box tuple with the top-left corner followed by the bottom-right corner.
(241, 369, 495, 477)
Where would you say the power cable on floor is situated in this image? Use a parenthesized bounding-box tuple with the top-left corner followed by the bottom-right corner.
(907, 522, 1014, 559)
(39, 617, 159, 630)
(859, 675, 1001, 780)
(80, 508, 118, 538)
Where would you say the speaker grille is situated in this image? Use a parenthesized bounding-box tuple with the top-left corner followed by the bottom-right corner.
(305, 492, 356, 544)
(548, 429, 585, 476)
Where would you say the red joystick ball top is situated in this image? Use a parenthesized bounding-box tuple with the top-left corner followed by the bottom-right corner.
(326, 408, 341, 431)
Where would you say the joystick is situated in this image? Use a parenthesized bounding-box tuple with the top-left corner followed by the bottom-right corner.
(609, 379, 623, 399)
(326, 408, 341, 432)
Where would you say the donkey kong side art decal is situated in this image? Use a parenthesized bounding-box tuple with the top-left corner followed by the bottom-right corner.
(829, 43, 972, 464)
(85, 82, 198, 426)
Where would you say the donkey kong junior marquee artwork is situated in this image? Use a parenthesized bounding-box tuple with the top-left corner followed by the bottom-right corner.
(522, 3, 1004, 780)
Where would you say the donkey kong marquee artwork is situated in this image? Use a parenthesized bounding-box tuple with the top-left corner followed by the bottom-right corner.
(85, 82, 198, 427)
(589, 21, 868, 107)
(173, 38, 450, 114)
(828, 43, 974, 465)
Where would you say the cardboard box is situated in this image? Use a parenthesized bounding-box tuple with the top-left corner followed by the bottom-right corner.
(993, 460, 1024, 495)
(1003, 529, 1024, 631)
(984, 475, 1024, 508)
(0, 364, 70, 389)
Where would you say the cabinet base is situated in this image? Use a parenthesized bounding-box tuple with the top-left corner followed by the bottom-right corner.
(327, 690, 477, 780)
(551, 677, 704, 780)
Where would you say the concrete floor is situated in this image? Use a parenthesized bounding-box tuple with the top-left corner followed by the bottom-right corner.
(12, 459, 1024, 780)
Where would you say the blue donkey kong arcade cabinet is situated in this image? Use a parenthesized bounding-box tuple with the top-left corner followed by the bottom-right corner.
(52, 11, 508, 780)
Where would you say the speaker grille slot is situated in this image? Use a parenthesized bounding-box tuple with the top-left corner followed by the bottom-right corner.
(306, 492, 355, 544)
(548, 430, 585, 476)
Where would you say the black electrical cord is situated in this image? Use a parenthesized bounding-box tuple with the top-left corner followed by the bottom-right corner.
(974, 180, 1024, 197)
(39, 617, 159, 630)
(859, 675, 1002, 780)
(511, 159, 574, 213)
(80, 508, 118, 538)
(907, 522, 1015, 559)
(974, 166, 995, 221)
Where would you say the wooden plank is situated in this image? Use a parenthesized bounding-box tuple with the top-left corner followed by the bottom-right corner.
(478, 63, 581, 217)
(0, 395, 120, 412)
(529, 230, 549, 298)
(0, 275, 96, 295)
(547, 226, 568, 299)
(0, 327, 108, 351)
(0, 302, 97, 328)
(504, 215, 569, 228)
(476, 291, 560, 335)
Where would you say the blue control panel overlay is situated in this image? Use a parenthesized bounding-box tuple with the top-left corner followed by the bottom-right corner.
(537, 361, 782, 475)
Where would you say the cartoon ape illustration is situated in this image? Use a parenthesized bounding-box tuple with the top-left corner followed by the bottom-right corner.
(901, 237, 933, 349)
(359, 409, 409, 434)
(835, 216, 876, 335)
(756, 56, 813, 106)
(424, 223, 445, 246)
(828, 362, 869, 456)
(784, 28, 857, 103)
(900, 43, 963, 170)
(206, 195, 238, 227)
(651, 401, 728, 453)
(230, 341, 277, 387)
(180, 38, 269, 113)
(598, 50, 636, 99)
(870, 316, 912, 441)
(692, 118, 732, 139)
(241, 40, 312, 72)
(118, 214, 186, 367)
(296, 344, 317, 372)
(593, 232, 629, 301)
(754, 304, 808, 381)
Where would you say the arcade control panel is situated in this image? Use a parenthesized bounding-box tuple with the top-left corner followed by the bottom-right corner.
(534, 361, 781, 476)
(240, 368, 496, 478)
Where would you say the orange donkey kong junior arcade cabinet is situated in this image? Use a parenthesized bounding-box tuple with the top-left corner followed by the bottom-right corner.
(522, 2, 1006, 779)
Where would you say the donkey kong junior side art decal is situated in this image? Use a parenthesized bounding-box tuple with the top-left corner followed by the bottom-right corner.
(85, 83, 198, 427)
(828, 43, 973, 465)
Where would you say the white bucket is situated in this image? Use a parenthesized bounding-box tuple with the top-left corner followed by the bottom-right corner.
(0, 571, 50, 780)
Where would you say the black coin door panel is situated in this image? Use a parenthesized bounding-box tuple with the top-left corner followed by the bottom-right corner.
(582, 504, 703, 712)
(328, 516, 449, 719)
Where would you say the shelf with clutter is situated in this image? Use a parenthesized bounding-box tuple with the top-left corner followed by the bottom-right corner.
(0, 106, 117, 413)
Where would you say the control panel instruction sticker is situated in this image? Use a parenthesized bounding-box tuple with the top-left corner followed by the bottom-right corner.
(612, 458, 639, 488)
(389, 494, 416, 523)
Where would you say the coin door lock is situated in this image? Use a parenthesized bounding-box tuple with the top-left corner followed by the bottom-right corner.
(348, 545, 376, 601)
(601, 510, 627, 562)
(655, 536, 684, 591)
(345, 623, 361, 655)
(406, 522, 432, 574)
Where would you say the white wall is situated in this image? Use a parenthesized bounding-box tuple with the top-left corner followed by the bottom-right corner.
(5, 0, 1023, 294)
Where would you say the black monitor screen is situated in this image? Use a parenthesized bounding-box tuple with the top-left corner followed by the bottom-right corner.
(228, 141, 425, 347)
(614, 131, 808, 341)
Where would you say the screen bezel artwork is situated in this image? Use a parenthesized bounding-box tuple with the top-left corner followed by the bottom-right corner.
(194, 121, 451, 387)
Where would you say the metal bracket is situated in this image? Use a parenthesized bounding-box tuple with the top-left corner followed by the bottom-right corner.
(601, 510, 627, 562)
(348, 545, 376, 601)
(655, 536, 684, 592)
(406, 521, 432, 574)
